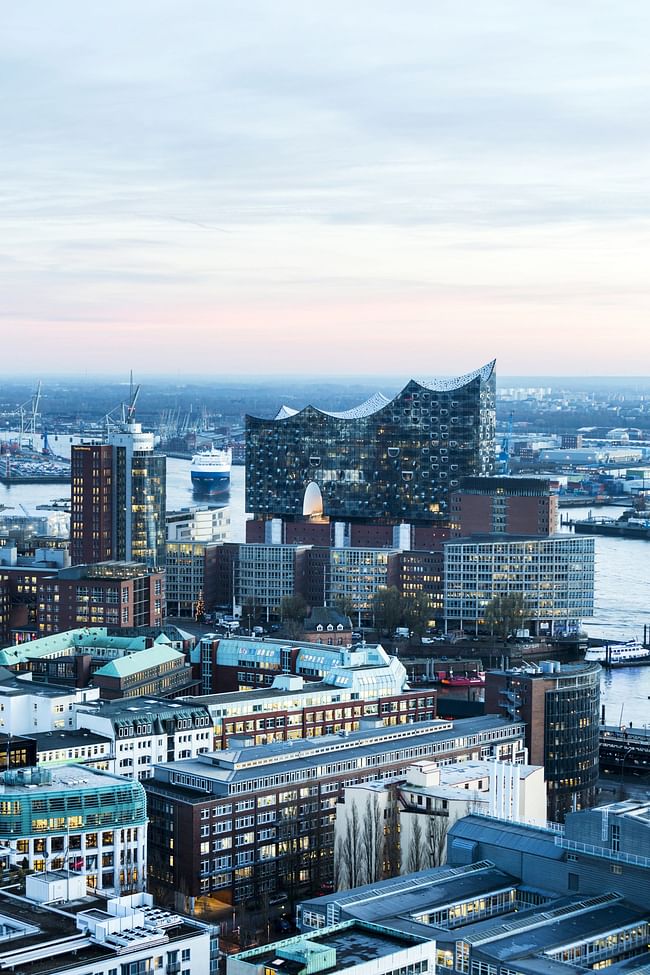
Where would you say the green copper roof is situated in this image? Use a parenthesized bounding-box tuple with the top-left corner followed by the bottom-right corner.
(94, 645, 184, 678)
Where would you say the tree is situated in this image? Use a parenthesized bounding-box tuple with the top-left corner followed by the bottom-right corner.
(371, 587, 403, 635)
(403, 590, 432, 640)
(406, 817, 426, 874)
(333, 596, 355, 619)
(280, 593, 309, 622)
(484, 592, 529, 641)
(361, 794, 384, 885)
(426, 813, 448, 868)
(383, 794, 401, 879)
(335, 801, 363, 890)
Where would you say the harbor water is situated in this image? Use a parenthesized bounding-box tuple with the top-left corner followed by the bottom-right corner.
(2, 452, 649, 726)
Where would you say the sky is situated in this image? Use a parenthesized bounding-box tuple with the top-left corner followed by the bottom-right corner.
(2, 1, 650, 378)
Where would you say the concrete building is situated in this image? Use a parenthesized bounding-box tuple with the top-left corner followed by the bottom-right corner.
(0, 675, 99, 735)
(166, 506, 230, 618)
(0, 887, 217, 975)
(167, 504, 230, 543)
(144, 715, 526, 908)
(228, 920, 436, 975)
(450, 476, 558, 537)
(443, 534, 595, 637)
(485, 661, 601, 822)
(334, 759, 546, 886)
(298, 844, 650, 974)
(0, 764, 147, 891)
(166, 541, 221, 618)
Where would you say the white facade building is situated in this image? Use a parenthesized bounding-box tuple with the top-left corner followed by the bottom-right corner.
(335, 758, 546, 884)
(0, 888, 217, 975)
(76, 697, 213, 780)
(0, 678, 99, 735)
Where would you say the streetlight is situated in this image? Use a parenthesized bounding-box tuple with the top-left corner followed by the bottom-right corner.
(620, 746, 634, 801)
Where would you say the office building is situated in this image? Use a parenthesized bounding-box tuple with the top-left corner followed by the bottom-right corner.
(334, 759, 546, 885)
(37, 561, 165, 635)
(0, 887, 217, 975)
(71, 417, 166, 570)
(188, 673, 437, 748)
(76, 697, 214, 780)
(443, 534, 595, 637)
(198, 634, 408, 695)
(166, 506, 229, 618)
(0, 625, 185, 697)
(450, 476, 558, 536)
(299, 805, 650, 974)
(246, 361, 496, 532)
(485, 660, 601, 821)
(0, 764, 147, 891)
(144, 715, 525, 908)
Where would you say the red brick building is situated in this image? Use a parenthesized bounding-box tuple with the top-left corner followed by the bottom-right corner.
(451, 477, 558, 537)
(37, 561, 165, 635)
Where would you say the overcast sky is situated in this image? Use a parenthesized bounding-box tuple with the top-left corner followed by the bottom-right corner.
(2, 1, 650, 377)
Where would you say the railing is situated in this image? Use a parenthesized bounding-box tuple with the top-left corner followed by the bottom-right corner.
(556, 837, 650, 868)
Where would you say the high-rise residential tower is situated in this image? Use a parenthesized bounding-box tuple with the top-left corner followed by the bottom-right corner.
(71, 412, 166, 569)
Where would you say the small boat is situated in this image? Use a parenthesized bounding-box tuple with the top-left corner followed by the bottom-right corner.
(436, 670, 485, 687)
(585, 640, 650, 667)
(190, 444, 232, 497)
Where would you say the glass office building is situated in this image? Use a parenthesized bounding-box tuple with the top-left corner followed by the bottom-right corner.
(246, 361, 496, 525)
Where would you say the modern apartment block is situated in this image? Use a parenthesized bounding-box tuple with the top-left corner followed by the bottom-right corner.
(450, 476, 558, 536)
(144, 715, 526, 908)
(71, 418, 166, 570)
(485, 660, 601, 821)
(0, 764, 147, 892)
(37, 561, 165, 634)
(246, 362, 496, 532)
(443, 534, 595, 637)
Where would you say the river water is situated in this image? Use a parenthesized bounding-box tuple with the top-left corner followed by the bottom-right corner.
(2, 446, 649, 726)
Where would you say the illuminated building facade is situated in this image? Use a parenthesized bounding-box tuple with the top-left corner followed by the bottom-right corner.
(246, 362, 496, 529)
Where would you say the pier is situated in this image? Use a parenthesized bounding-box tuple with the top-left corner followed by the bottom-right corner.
(599, 725, 650, 775)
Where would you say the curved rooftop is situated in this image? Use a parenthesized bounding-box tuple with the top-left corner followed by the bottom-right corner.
(268, 361, 495, 422)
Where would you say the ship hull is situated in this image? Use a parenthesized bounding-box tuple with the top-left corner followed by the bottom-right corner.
(191, 471, 230, 497)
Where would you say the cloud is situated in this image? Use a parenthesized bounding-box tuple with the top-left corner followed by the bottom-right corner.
(1, 1, 650, 374)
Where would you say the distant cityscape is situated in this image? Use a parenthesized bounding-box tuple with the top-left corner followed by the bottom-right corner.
(0, 363, 649, 975)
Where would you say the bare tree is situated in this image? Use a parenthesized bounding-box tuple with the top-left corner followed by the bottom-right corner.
(406, 817, 426, 874)
(335, 801, 363, 890)
(361, 794, 384, 885)
(426, 813, 448, 868)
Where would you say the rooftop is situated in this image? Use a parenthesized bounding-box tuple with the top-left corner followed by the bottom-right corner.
(94, 645, 185, 679)
(234, 920, 430, 973)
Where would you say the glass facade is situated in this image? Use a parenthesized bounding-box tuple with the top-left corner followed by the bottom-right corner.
(444, 535, 595, 635)
(246, 362, 496, 524)
(543, 666, 600, 821)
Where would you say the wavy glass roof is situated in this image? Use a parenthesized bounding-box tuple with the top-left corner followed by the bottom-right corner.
(270, 360, 495, 422)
